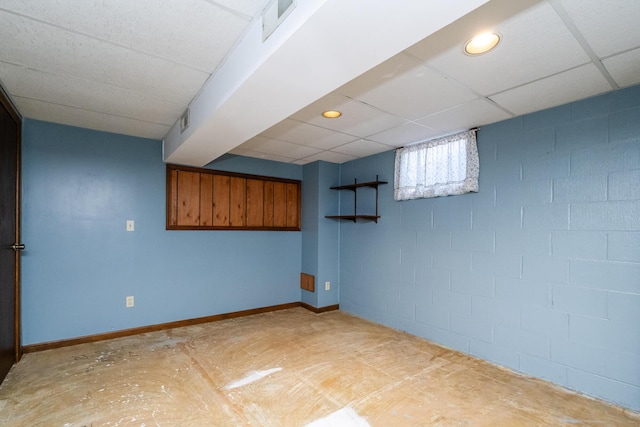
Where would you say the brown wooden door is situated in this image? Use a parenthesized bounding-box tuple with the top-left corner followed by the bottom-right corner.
(0, 89, 21, 383)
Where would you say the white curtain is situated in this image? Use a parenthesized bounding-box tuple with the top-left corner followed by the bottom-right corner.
(394, 130, 479, 201)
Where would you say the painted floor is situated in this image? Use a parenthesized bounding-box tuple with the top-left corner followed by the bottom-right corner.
(0, 308, 638, 426)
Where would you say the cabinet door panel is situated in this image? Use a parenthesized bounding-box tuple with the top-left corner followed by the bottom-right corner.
(167, 168, 178, 227)
(213, 175, 230, 226)
(199, 174, 213, 226)
(263, 181, 274, 227)
(273, 182, 287, 227)
(246, 179, 264, 227)
(229, 176, 246, 227)
(286, 183, 299, 228)
(177, 170, 200, 226)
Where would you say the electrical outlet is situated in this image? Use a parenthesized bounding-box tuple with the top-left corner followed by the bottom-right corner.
(126, 220, 135, 231)
(126, 296, 134, 307)
(325, 281, 330, 291)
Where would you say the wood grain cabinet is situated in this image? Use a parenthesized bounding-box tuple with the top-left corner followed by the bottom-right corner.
(166, 164, 301, 231)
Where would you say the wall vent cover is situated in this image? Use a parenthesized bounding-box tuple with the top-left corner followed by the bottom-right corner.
(180, 108, 190, 133)
(262, 0, 296, 41)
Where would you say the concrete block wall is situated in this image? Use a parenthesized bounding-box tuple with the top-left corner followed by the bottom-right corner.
(338, 84, 640, 411)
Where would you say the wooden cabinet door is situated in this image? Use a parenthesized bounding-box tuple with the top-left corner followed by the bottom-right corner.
(167, 168, 178, 227)
(246, 179, 264, 227)
(212, 175, 230, 227)
(199, 174, 213, 226)
(263, 181, 274, 227)
(286, 183, 299, 228)
(273, 182, 287, 228)
(177, 170, 200, 226)
(229, 176, 246, 227)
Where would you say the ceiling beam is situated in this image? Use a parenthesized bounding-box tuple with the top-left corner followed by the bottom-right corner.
(163, 0, 489, 167)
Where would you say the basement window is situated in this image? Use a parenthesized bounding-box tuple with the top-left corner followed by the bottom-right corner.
(394, 130, 479, 201)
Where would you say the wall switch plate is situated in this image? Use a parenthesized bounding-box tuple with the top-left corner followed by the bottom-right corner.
(325, 281, 330, 291)
(126, 296, 134, 307)
(126, 220, 135, 231)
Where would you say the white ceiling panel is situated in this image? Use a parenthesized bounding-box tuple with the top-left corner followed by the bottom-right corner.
(366, 122, 441, 148)
(228, 147, 297, 164)
(14, 96, 170, 139)
(206, 0, 267, 18)
(0, 62, 184, 125)
(489, 64, 612, 116)
(332, 139, 395, 158)
(603, 49, 640, 89)
(259, 119, 358, 149)
(337, 53, 478, 120)
(416, 98, 513, 133)
(0, 0, 254, 72)
(294, 151, 358, 165)
(0, 13, 208, 104)
(290, 93, 406, 138)
(556, 0, 640, 58)
(408, 0, 590, 96)
(237, 136, 322, 159)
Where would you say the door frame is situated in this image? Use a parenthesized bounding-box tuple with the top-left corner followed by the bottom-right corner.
(0, 84, 22, 363)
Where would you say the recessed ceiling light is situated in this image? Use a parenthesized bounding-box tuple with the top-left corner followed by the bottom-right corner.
(464, 32, 500, 55)
(322, 110, 342, 118)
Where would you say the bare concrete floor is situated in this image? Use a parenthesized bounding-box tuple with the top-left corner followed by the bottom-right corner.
(0, 308, 638, 426)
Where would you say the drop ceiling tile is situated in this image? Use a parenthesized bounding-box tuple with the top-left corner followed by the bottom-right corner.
(292, 158, 313, 165)
(602, 48, 640, 88)
(0, 62, 184, 125)
(407, 0, 590, 96)
(337, 52, 478, 120)
(260, 119, 358, 149)
(557, 0, 640, 57)
(289, 93, 406, 138)
(0, 13, 208, 104)
(14, 97, 170, 139)
(206, 0, 268, 18)
(366, 122, 441, 147)
(416, 98, 513, 133)
(228, 148, 297, 164)
(2, 0, 253, 72)
(235, 136, 322, 158)
(489, 64, 612, 117)
(299, 151, 358, 165)
(331, 139, 393, 158)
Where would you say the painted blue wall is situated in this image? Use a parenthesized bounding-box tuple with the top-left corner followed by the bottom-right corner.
(338, 85, 640, 411)
(301, 162, 320, 307)
(301, 161, 340, 307)
(21, 120, 302, 345)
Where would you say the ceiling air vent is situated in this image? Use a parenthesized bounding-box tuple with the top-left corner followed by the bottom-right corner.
(262, 0, 296, 41)
(180, 108, 190, 134)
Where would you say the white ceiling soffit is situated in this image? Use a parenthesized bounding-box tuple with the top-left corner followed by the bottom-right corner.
(163, 0, 490, 166)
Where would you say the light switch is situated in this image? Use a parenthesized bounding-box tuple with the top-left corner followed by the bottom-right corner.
(126, 220, 135, 231)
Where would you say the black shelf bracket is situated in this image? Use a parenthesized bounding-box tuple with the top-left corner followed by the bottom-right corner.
(326, 175, 387, 223)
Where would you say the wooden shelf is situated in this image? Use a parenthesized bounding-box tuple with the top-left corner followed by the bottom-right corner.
(325, 175, 387, 223)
